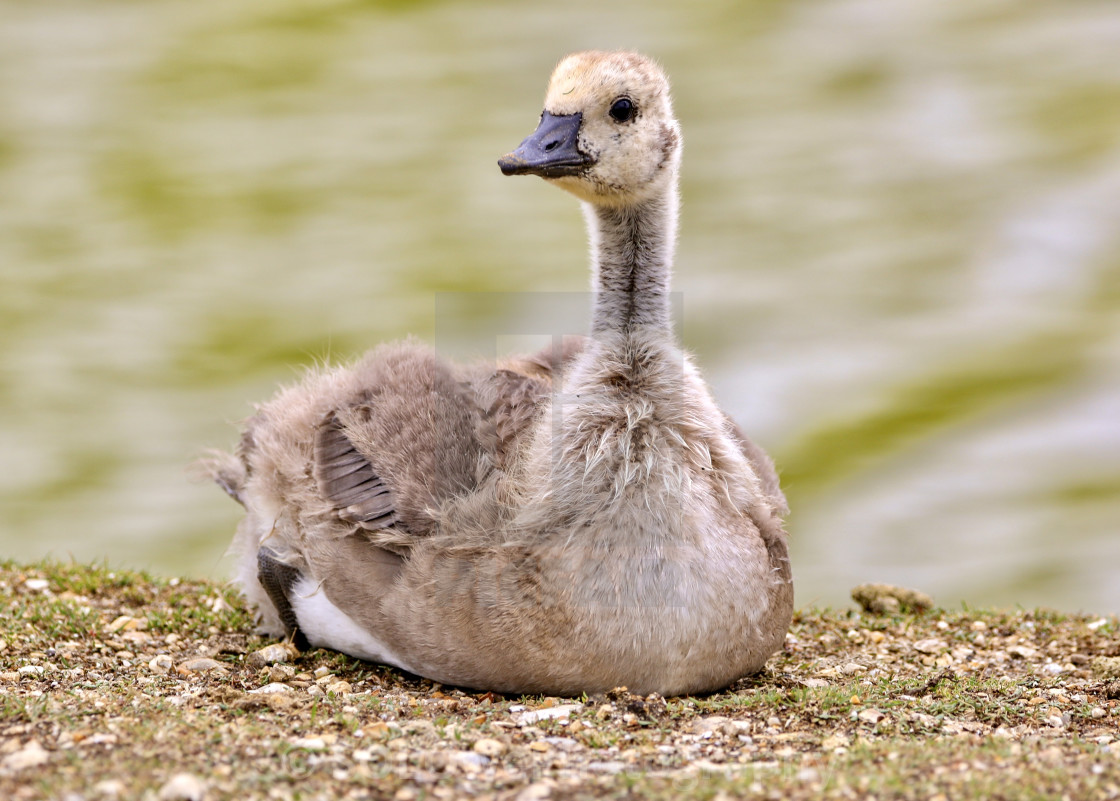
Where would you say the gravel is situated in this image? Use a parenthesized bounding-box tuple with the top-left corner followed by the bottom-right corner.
(1, 560, 1119, 800)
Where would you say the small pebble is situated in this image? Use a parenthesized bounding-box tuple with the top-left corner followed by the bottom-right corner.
(542, 737, 579, 751)
(290, 737, 327, 752)
(850, 583, 933, 614)
(913, 639, 946, 655)
(106, 616, 141, 634)
(858, 708, 886, 725)
(2, 740, 50, 772)
(515, 782, 556, 801)
(248, 682, 294, 695)
(691, 715, 728, 734)
(94, 779, 126, 798)
(514, 704, 583, 725)
(267, 664, 296, 682)
(585, 760, 627, 774)
(472, 737, 507, 756)
(175, 657, 224, 675)
(1045, 712, 1066, 729)
(448, 750, 489, 771)
(247, 642, 299, 669)
(157, 773, 206, 801)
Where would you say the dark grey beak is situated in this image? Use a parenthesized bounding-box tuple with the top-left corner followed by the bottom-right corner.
(498, 111, 590, 177)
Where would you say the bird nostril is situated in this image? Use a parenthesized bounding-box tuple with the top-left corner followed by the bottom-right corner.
(544, 140, 559, 152)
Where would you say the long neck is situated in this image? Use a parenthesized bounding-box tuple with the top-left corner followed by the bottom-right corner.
(585, 186, 678, 339)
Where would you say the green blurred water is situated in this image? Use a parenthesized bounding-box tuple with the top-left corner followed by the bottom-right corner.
(1, 0, 1118, 611)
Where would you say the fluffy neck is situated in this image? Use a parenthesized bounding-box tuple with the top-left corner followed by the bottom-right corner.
(584, 184, 678, 340)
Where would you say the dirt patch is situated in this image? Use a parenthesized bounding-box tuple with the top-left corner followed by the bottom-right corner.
(1, 560, 1118, 800)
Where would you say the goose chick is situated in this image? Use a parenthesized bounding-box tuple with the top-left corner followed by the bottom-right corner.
(208, 50, 793, 696)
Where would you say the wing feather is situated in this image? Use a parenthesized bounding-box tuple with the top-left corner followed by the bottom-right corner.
(313, 413, 401, 530)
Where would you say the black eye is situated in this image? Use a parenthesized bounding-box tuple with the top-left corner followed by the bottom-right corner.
(609, 97, 635, 123)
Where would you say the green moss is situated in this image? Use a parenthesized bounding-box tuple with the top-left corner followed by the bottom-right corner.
(0, 558, 251, 639)
(24, 559, 144, 595)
